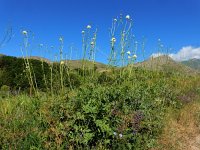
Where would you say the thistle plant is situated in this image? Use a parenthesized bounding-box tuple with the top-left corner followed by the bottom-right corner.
(49, 61, 54, 96)
(108, 14, 134, 78)
(157, 39, 164, 69)
(49, 46, 54, 96)
(20, 30, 38, 96)
(59, 36, 64, 92)
(81, 24, 97, 77)
(63, 54, 73, 90)
(127, 52, 137, 79)
(39, 44, 48, 91)
(89, 30, 97, 63)
(108, 18, 118, 67)
(81, 28, 87, 77)
(89, 29, 97, 76)
(120, 15, 133, 67)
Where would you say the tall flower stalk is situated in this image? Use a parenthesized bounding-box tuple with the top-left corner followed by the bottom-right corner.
(120, 15, 133, 74)
(39, 44, 48, 91)
(108, 18, 118, 67)
(21, 30, 38, 96)
(81, 25, 96, 78)
(59, 36, 64, 92)
(89, 29, 97, 77)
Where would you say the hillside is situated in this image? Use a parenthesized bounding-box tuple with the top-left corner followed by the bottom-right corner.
(134, 55, 199, 76)
(21, 56, 108, 71)
(182, 58, 200, 71)
(65, 60, 107, 71)
(0, 54, 5, 57)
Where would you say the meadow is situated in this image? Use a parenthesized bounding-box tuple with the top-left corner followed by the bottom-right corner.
(0, 15, 200, 150)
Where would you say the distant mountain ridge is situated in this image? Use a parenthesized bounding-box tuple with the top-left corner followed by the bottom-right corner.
(134, 55, 199, 76)
(181, 58, 200, 71)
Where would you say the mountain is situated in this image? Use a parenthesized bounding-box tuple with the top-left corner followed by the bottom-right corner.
(22, 56, 52, 64)
(0, 54, 5, 57)
(134, 55, 199, 76)
(181, 58, 200, 71)
(19, 56, 108, 71)
(64, 60, 107, 71)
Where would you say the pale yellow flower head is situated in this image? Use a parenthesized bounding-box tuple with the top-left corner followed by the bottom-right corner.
(60, 61, 65, 65)
(133, 54, 137, 59)
(126, 15, 130, 20)
(127, 51, 131, 55)
(91, 41, 94, 45)
(87, 25, 91, 29)
(22, 30, 28, 36)
(111, 37, 116, 43)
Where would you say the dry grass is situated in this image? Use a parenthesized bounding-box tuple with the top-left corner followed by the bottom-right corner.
(157, 100, 200, 150)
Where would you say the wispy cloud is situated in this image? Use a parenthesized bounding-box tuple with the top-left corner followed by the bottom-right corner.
(151, 46, 200, 61)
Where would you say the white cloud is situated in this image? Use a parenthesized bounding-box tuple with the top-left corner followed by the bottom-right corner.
(151, 46, 200, 61)
(169, 46, 200, 61)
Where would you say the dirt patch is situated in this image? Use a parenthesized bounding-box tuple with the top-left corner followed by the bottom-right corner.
(156, 101, 200, 150)
(190, 135, 200, 150)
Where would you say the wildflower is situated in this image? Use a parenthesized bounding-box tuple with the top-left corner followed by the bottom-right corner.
(91, 41, 94, 46)
(119, 133, 123, 138)
(127, 51, 131, 55)
(22, 30, 28, 36)
(87, 25, 91, 29)
(113, 132, 117, 136)
(111, 37, 116, 43)
(133, 54, 137, 59)
(60, 61, 65, 65)
(114, 18, 117, 22)
(82, 30, 85, 34)
(128, 56, 131, 59)
(126, 15, 130, 20)
(59, 37, 63, 42)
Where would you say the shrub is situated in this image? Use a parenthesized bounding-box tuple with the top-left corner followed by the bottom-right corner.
(0, 85, 10, 98)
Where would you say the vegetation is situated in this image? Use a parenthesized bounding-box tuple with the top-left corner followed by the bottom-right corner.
(0, 14, 200, 149)
(0, 55, 199, 149)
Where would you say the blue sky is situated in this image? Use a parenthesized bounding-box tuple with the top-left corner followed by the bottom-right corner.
(0, 0, 200, 63)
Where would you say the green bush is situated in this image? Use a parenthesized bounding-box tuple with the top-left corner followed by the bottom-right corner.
(0, 56, 51, 90)
(0, 85, 10, 98)
(1, 85, 10, 91)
